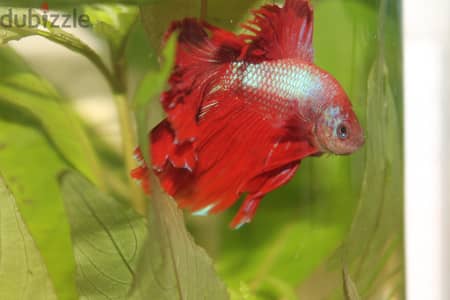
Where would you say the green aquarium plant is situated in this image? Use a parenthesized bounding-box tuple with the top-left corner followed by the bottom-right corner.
(0, 0, 403, 299)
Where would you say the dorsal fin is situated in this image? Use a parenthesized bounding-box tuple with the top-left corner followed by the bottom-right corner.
(240, 0, 314, 62)
(160, 19, 246, 143)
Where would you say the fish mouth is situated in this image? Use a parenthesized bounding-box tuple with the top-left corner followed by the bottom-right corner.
(313, 129, 366, 156)
(338, 134, 366, 155)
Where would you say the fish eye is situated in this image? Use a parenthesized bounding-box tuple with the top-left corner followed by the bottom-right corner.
(336, 123, 349, 140)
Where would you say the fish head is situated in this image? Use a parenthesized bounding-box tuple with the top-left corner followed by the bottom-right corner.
(313, 101, 365, 155)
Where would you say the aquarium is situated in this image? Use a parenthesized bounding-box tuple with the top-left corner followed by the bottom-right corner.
(0, 0, 403, 299)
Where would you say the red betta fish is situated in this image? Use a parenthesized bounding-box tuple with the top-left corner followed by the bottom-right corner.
(131, 0, 364, 229)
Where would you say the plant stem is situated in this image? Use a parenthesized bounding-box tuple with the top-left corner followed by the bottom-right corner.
(12, 27, 120, 92)
(109, 22, 148, 214)
(114, 93, 146, 215)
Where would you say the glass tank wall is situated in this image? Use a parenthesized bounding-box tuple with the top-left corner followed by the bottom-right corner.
(142, 0, 404, 298)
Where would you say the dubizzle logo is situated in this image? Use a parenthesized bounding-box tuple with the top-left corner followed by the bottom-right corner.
(0, 2, 91, 29)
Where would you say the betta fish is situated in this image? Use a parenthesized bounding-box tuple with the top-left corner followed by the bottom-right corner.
(131, 0, 364, 229)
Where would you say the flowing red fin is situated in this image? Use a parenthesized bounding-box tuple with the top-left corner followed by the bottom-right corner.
(241, 0, 314, 62)
(131, 120, 199, 195)
(150, 95, 275, 215)
(151, 90, 318, 227)
(161, 19, 246, 143)
(151, 120, 198, 173)
(230, 162, 299, 229)
(229, 139, 318, 229)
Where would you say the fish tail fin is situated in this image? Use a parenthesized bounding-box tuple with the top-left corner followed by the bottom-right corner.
(130, 120, 197, 196)
(151, 119, 197, 175)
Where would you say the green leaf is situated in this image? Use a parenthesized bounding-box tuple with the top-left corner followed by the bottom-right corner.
(84, 4, 139, 53)
(129, 182, 230, 300)
(229, 282, 259, 300)
(0, 175, 58, 300)
(60, 172, 147, 299)
(0, 47, 102, 185)
(133, 33, 176, 108)
(338, 59, 403, 298)
(0, 105, 78, 299)
(336, 1, 404, 297)
(342, 267, 361, 300)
